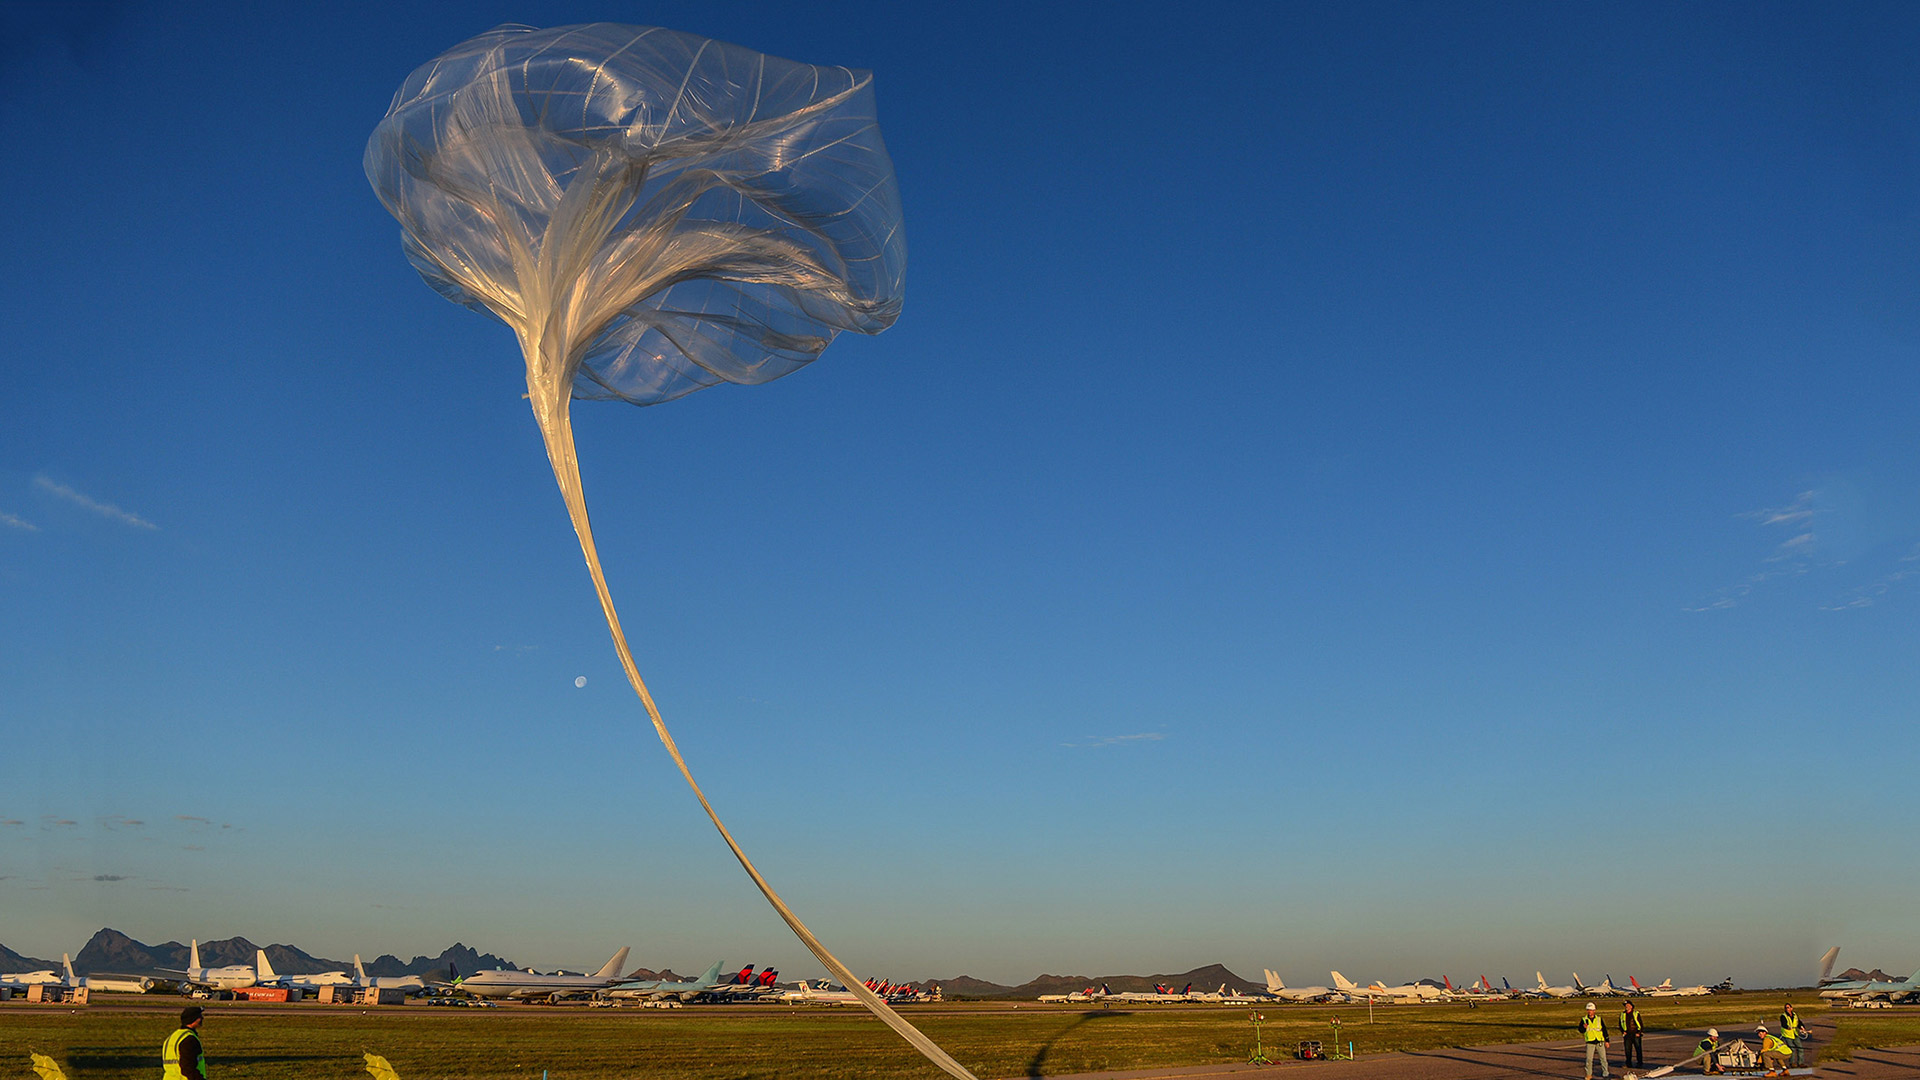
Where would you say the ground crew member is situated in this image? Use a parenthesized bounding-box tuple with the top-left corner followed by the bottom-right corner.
(1779, 1003, 1804, 1066)
(1696, 1028, 1722, 1075)
(162, 1007, 207, 1080)
(1758, 1024, 1792, 1076)
(1620, 1000, 1645, 1068)
(1579, 1001, 1611, 1080)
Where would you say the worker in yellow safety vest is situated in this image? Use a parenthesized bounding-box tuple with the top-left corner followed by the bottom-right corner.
(1778, 1003, 1804, 1066)
(1578, 1002, 1611, 1080)
(1619, 1000, 1645, 1069)
(161, 1006, 207, 1080)
(1757, 1024, 1793, 1076)
(1696, 1028, 1722, 1075)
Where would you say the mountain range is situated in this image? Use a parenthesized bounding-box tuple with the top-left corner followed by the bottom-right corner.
(2, 928, 515, 982)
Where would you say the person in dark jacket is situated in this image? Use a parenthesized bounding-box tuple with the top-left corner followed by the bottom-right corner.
(1619, 1000, 1645, 1068)
(161, 1006, 207, 1080)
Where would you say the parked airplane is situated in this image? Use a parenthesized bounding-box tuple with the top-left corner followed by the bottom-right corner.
(1331, 971, 1447, 1003)
(59, 954, 156, 994)
(1, 964, 61, 988)
(1816, 947, 1843, 986)
(1037, 986, 1102, 1004)
(708, 966, 780, 1001)
(351, 956, 426, 994)
(1262, 970, 1341, 1002)
(1584, 974, 1628, 997)
(1814, 948, 1890, 996)
(457, 947, 630, 1001)
(1533, 972, 1579, 998)
(253, 951, 351, 992)
(602, 960, 728, 1002)
(1629, 976, 1712, 997)
(1820, 967, 1920, 1003)
(163, 941, 260, 990)
(778, 979, 862, 1006)
(1096, 982, 1191, 1004)
(1439, 976, 1505, 1000)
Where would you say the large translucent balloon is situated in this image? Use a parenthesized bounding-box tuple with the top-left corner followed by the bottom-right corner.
(366, 23, 967, 1080)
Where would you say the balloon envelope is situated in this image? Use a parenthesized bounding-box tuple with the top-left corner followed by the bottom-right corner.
(365, 22, 907, 409)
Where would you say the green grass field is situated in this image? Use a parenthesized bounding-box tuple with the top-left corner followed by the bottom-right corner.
(4, 995, 1915, 1080)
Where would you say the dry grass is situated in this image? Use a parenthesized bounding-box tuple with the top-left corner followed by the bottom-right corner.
(2, 993, 1914, 1080)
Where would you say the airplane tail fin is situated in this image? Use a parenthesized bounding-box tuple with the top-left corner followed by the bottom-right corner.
(63, 954, 76, 984)
(594, 947, 631, 981)
(1573, 972, 1586, 990)
(1444, 975, 1454, 990)
(1265, 969, 1284, 992)
(1817, 947, 1840, 984)
(1503, 977, 1512, 991)
(256, 949, 278, 981)
(1658, 979, 1671, 989)
(355, 955, 367, 982)
(191, 940, 202, 971)
(697, 960, 725, 986)
(1101, 983, 1112, 995)
(1331, 971, 1356, 991)
(1537, 972, 1549, 990)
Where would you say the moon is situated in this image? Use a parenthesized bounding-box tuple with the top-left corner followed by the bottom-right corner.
(574, 676, 587, 688)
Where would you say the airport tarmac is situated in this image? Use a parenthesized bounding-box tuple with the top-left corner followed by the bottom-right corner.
(1013, 1016, 1920, 1080)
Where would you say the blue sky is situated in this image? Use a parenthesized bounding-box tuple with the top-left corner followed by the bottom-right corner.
(2, 1, 1916, 989)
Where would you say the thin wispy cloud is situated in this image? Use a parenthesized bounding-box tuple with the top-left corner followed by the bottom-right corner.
(1061, 732, 1166, 749)
(1741, 491, 1819, 529)
(0, 511, 37, 531)
(33, 475, 158, 530)
(92, 874, 129, 882)
(1821, 543, 1920, 611)
(1689, 490, 1825, 611)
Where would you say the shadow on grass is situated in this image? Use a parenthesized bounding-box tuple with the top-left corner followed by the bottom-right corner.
(66, 1053, 341, 1072)
(1026, 1011, 1123, 1078)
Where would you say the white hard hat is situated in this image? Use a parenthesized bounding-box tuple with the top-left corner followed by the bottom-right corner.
(1757, 1024, 1767, 1032)
(1707, 1028, 1718, 1038)
(1586, 1002, 1597, 1009)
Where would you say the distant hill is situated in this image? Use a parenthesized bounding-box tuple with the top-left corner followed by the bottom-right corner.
(0, 942, 60, 973)
(1834, 967, 1895, 983)
(362, 943, 517, 980)
(70, 929, 344, 975)
(914, 964, 1263, 999)
(63, 929, 515, 979)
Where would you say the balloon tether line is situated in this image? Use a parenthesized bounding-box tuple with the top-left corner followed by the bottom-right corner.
(539, 409, 979, 1080)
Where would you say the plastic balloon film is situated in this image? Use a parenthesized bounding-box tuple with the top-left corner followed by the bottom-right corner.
(368, 23, 968, 1080)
